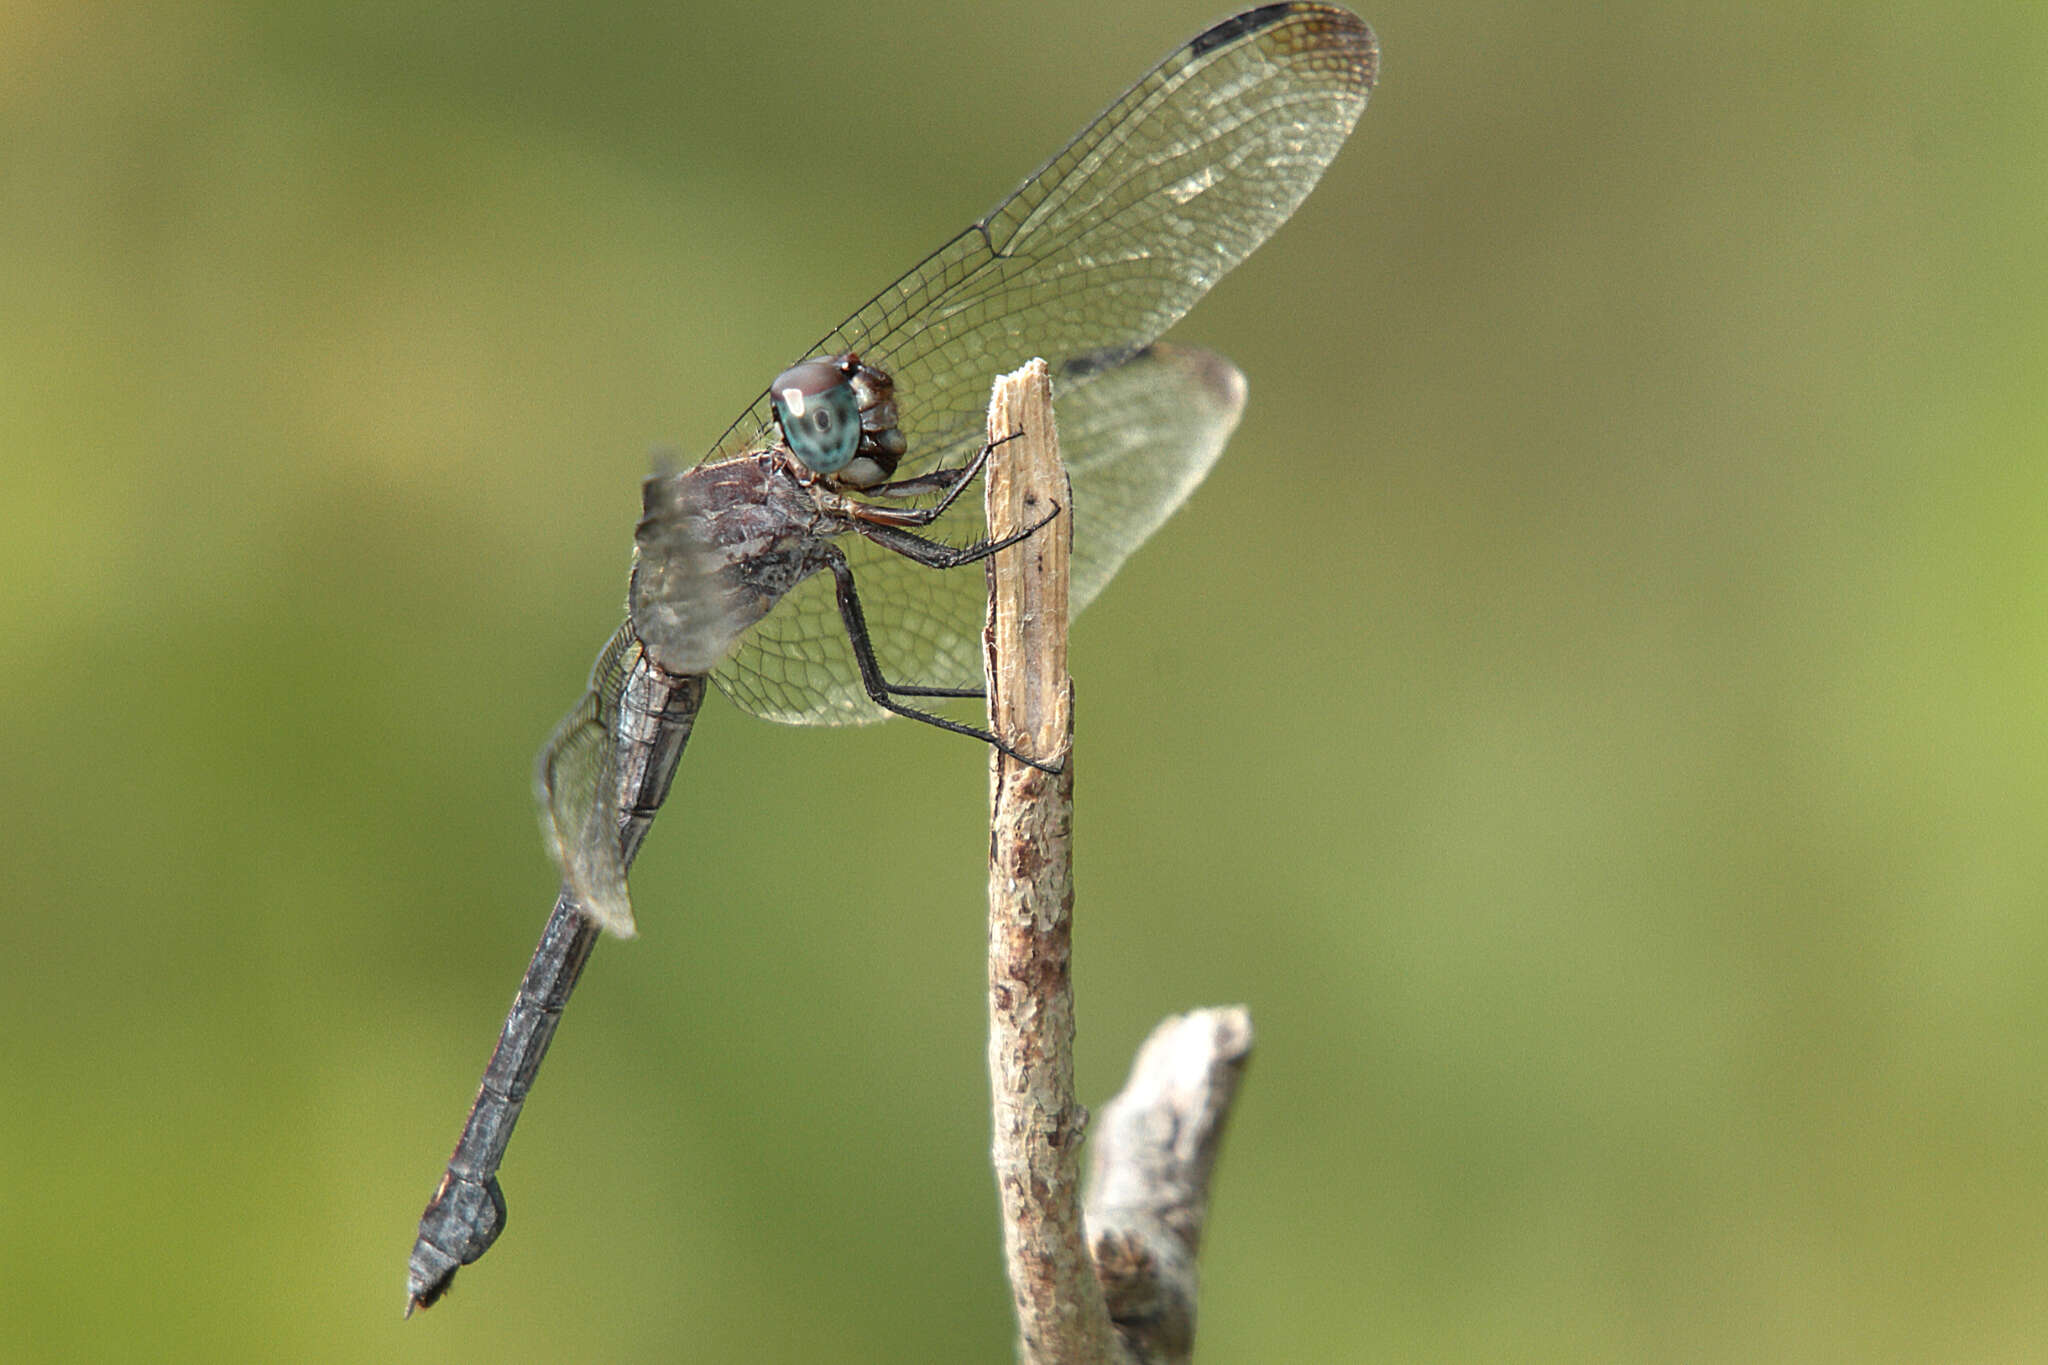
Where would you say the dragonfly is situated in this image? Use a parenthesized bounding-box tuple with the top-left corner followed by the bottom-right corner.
(406, 2, 1376, 1313)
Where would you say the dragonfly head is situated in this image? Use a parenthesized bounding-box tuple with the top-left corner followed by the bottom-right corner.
(770, 352, 907, 488)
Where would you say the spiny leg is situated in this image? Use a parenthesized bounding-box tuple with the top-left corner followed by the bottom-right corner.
(842, 510, 1061, 711)
(851, 499, 1060, 570)
(819, 543, 1059, 773)
(847, 500, 1064, 705)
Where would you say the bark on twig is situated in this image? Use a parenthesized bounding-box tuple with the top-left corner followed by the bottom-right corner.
(1084, 1007, 1254, 1365)
(984, 360, 1113, 1364)
(982, 361, 1253, 1364)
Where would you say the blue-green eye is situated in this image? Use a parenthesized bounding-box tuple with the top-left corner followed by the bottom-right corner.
(771, 361, 862, 474)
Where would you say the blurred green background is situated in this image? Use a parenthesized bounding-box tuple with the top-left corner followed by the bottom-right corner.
(4, 1, 2043, 1360)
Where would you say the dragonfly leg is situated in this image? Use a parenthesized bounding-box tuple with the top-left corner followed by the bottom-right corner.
(858, 466, 975, 501)
(849, 429, 1023, 526)
(820, 544, 1060, 773)
(851, 496, 1059, 570)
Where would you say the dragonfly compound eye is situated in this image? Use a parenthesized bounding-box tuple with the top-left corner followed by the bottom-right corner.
(771, 360, 862, 474)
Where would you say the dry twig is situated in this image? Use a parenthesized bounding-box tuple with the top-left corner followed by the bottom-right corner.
(982, 360, 1254, 1365)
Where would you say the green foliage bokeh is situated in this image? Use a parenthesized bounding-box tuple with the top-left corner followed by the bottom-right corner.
(2, 3, 2043, 1360)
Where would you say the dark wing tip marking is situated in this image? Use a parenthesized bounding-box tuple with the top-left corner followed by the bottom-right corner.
(1193, 4, 1377, 81)
(1190, 4, 1298, 56)
(1058, 343, 1144, 382)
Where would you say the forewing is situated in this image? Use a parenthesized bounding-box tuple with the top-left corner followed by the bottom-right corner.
(704, 5, 1374, 725)
(706, 5, 1373, 478)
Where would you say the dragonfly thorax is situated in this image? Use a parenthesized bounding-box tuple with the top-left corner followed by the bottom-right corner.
(769, 352, 906, 488)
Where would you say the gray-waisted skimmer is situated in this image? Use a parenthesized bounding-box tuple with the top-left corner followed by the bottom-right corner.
(407, 3, 1376, 1312)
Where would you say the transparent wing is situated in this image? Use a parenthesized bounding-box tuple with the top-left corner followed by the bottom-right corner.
(631, 467, 758, 677)
(705, 7, 1373, 478)
(1063, 343, 1248, 617)
(705, 4, 1376, 725)
(534, 623, 639, 936)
